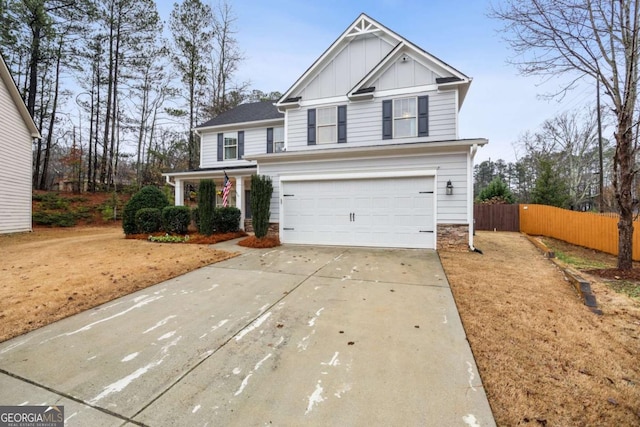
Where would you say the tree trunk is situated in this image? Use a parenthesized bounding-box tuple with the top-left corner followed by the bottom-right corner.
(614, 115, 635, 270)
(101, 0, 116, 187)
(39, 38, 63, 190)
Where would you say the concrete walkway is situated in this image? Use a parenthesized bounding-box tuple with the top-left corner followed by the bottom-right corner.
(0, 244, 495, 426)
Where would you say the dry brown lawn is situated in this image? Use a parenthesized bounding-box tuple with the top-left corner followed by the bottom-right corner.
(441, 231, 640, 426)
(0, 225, 237, 343)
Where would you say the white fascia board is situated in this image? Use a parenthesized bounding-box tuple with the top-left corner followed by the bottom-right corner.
(163, 166, 257, 180)
(373, 84, 440, 98)
(280, 169, 437, 182)
(195, 118, 284, 133)
(246, 138, 488, 163)
(299, 95, 350, 107)
(348, 42, 404, 96)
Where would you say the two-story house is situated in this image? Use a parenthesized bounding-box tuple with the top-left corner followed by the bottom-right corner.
(164, 13, 487, 250)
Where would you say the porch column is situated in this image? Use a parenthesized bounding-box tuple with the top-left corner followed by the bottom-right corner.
(175, 178, 184, 206)
(235, 176, 244, 230)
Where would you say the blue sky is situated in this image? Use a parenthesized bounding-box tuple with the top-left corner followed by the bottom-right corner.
(158, 0, 599, 163)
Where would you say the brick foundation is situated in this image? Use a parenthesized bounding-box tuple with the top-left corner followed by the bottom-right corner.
(437, 224, 469, 251)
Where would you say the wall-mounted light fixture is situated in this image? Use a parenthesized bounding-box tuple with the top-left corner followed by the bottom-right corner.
(446, 180, 454, 195)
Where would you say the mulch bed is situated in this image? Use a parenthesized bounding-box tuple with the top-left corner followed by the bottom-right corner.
(126, 231, 247, 244)
(237, 235, 281, 248)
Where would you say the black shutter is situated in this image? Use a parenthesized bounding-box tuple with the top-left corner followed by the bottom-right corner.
(337, 105, 347, 143)
(382, 100, 392, 139)
(418, 95, 429, 137)
(266, 127, 273, 153)
(217, 133, 223, 161)
(307, 109, 316, 145)
(238, 131, 244, 159)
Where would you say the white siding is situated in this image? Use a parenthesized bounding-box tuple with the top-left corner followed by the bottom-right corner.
(0, 76, 33, 233)
(300, 35, 395, 100)
(375, 57, 438, 90)
(286, 90, 457, 151)
(200, 127, 272, 169)
(258, 151, 468, 225)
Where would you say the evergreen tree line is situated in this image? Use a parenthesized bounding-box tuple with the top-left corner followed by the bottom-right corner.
(0, 0, 281, 192)
(474, 107, 619, 211)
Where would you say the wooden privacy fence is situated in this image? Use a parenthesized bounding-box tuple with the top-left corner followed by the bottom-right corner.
(474, 204, 520, 231)
(519, 204, 640, 261)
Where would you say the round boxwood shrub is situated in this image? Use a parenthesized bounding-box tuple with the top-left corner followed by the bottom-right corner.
(162, 206, 191, 234)
(135, 208, 162, 233)
(213, 206, 241, 233)
(123, 186, 170, 235)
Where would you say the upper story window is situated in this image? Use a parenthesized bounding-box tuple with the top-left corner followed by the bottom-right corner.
(224, 132, 237, 160)
(273, 127, 284, 152)
(317, 107, 337, 144)
(393, 98, 417, 138)
(308, 106, 346, 145)
(382, 96, 428, 140)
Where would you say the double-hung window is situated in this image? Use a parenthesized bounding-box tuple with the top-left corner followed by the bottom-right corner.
(223, 132, 237, 160)
(393, 97, 417, 138)
(317, 107, 337, 144)
(273, 127, 284, 152)
(382, 96, 428, 140)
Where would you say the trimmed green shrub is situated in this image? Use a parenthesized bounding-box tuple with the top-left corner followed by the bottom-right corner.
(123, 186, 170, 235)
(198, 179, 216, 235)
(135, 208, 162, 233)
(214, 207, 241, 233)
(162, 206, 191, 234)
(250, 174, 273, 238)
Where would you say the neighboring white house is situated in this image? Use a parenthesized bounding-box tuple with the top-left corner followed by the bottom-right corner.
(164, 13, 487, 250)
(0, 53, 40, 234)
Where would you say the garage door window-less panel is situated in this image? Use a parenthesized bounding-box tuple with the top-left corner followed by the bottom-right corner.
(281, 176, 435, 249)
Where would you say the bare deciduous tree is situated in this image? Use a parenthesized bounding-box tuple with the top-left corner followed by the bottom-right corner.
(492, 0, 640, 269)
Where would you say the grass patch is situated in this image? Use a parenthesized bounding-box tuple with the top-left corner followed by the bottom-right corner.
(604, 280, 640, 301)
(553, 249, 610, 269)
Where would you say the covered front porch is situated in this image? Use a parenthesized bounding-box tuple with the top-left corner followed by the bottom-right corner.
(163, 166, 256, 231)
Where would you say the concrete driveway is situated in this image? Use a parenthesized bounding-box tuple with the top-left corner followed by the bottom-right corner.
(0, 244, 495, 426)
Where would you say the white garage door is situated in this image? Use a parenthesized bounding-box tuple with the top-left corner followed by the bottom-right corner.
(281, 176, 435, 249)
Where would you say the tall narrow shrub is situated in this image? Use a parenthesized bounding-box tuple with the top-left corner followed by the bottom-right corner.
(198, 179, 216, 235)
(250, 174, 273, 238)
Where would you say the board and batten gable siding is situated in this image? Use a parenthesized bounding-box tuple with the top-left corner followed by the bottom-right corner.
(258, 151, 468, 225)
(374, 56, 438, 91)
(200, 127, 274, 168)
(299, 35, 396, 100)
(286, 89, 457, 151)
(0, 75, 33, 234)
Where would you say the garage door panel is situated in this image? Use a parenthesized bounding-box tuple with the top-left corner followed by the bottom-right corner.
(282, 177, 435, 249)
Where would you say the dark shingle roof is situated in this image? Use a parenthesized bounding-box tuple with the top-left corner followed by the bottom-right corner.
(196, 101, 283, 128)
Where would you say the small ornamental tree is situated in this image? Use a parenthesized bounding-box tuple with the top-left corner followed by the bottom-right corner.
(250, 174, 273, 238)
(477, 177, 516, 204)
(198, 179, 216, 235)
(123, 186, 170, 235)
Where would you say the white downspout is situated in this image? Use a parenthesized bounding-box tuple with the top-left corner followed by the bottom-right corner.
(193, 128, 203, 168)
(469, 144, 479, 251)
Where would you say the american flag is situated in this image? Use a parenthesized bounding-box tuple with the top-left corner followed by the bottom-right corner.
(222, 172, 232, 207)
